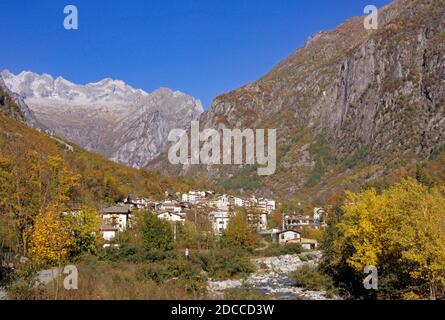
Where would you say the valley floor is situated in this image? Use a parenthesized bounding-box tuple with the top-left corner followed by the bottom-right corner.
(208, 252, 333, 300)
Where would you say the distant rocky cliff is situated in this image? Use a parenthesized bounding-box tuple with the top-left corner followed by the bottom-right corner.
(0, 77, 42, 129)
(1, 71, 203, 168)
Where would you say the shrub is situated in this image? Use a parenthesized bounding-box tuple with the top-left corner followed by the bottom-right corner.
(0, 265, 14, 286)
(343, 147, 368, 169)
(165, 258, 207, 295)
(264, 244, 302, 257)
(99, 244, 141, 262)
(144, 248, 178, 263)
(137, 263, 169, 285)
(9, 259, 192, 300)
(7, 279, 47, 300)
(305, 136, 335, 187)
(292, 265, 337, 296)
(195, 248, 255, 280)
(299, 255, 309, 262)
(137, 257, 207, 295)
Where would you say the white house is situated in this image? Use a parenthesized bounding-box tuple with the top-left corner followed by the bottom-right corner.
(120, 195, 154, 210)
(284, 214, 321, 230)
(182, 191, 206, 204)
(100, 225, 118, 242)
(211, 211, 231, 234)
(313, 207, 326, 222)
(246, 195, 258, 207)
(300, 238, 318, 250)
(230, 196, 244, 207)
(258, 213, 268, 231)
(257, 198, 276, 213)
(216, 194, 230, 210)
(159, 200, 183, 214)
(247, 212, 268, 231)
(157, 212, 185, 224)
(278, 230, 302, 244)
(100, 206, 132, 232)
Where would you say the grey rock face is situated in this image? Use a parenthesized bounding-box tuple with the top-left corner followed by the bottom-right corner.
(1, 71, 203, 168)
(0, 76, 43, 129)
(200, 0, 445, 161)
(152, 0, 445, 200)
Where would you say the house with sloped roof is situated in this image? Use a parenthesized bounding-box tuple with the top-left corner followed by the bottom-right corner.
(278, 230, 302, 244)
(100, 205, 132, 232)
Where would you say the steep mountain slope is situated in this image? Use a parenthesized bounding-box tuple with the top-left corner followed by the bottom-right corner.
(0, 86, 194, 206)
(150, 0, 445, 202)
(1, 71, 203, 168)
(0, 77, 42, 129)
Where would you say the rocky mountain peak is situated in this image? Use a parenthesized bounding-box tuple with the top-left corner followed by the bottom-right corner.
(151, 0, 445, 202)
(2, 70, 204, 168)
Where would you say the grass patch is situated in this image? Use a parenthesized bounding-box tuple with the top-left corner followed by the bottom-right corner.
(343, 147, 368, 169)
(305, 136, 335, 187)
(7, 256, 195, 300)
(221, 165, 263, 191)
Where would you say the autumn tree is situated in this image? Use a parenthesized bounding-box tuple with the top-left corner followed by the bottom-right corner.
(0, 147, 80, 257)
(222, 209, 259, 250)
(141, 212, 174, 252)
(30, 204, 74, 265)
(0, 145, 42, 256)
(0, 154, 20, 255)
(46, 156, 80, 207)
(186, 204, 215, 250)
(323, 178, 445, 300)
(66, 206, 101, 256)
(269, 210, 283, 229)
(177, 221, 199, 249)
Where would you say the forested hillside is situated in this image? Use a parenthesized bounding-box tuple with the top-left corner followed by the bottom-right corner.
(0, 96, 195, 263)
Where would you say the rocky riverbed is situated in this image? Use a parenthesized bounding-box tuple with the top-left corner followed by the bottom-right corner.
(208, 252, 332, 300)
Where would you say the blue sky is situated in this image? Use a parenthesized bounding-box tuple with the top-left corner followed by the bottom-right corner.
(0, 0, 390, 108)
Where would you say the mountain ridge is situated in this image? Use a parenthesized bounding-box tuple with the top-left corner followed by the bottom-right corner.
(1, 70, 204, 168)
(149, 0, 445, 203)
(0, 83, 195, 204)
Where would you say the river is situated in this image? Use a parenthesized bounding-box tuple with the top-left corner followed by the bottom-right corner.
(208, 251, 332, 300)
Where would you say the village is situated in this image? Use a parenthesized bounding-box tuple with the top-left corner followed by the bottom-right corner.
(97, 190, 327, 251)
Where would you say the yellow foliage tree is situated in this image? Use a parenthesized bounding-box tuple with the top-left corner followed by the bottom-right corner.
(47, 156, 80, 206)
(65, 206, 101, 256)
(222, 209, 259, 250)
(333, 178, 445, 299)
(30, 205, 74, 265)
